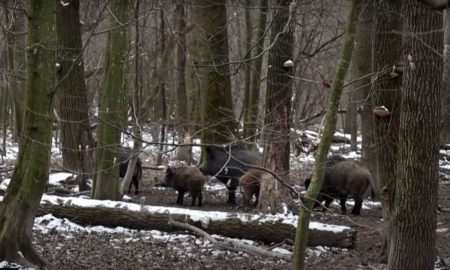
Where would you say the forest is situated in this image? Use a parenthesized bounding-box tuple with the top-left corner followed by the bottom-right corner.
(0, 0, 449, 269)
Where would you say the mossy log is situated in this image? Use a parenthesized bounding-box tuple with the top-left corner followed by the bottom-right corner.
(36, 196, 356, 249)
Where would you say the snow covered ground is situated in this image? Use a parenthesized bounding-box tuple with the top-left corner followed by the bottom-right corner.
(1, 129, 448, 269)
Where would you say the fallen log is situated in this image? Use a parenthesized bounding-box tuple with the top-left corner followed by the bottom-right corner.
(37, 195, 357, 248)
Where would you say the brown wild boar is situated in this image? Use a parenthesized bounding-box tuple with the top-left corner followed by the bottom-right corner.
(304, 159, 372, 215)
(162, 166, 205, 207)
(239, 169, 262, 207)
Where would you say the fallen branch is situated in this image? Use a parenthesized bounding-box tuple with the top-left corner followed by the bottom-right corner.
(167, 214, 292, 260)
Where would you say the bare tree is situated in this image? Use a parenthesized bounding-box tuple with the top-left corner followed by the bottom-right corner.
(243, 0, 268, 143)
(442, 10, 450, 143)
(351, 1, 377, 192)
(93, 0, 131, 200)
(389, 2, 443, 269)
(55, 0, 95, 191)
(0, 0, 57, 267)
(373, 0, 402, 260)
(3, 0, 26, 149)
(190, 0, 237, 144)
(293, 1, 362, 269)
(257, 0, 296, 211)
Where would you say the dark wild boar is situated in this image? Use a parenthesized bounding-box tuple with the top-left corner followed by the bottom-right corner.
(239, 169, 262, 207)
(199, 145, 262, 205)
(304, 159, 372, 215)
(162, 166, 205, 207)
(119, 147, 142, 195)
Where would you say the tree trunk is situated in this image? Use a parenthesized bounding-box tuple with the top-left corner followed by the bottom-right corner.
(345, 96, 358, 151)
(55, 0, 94, 192)
(442, 10, 450, 144)
(0, 1, 56, 267)
(353, 0, 377, 195)
(190, 0, 238, 144)
(242, 2, 253, 140)
(174, 1, 192, 164)
(373, 0, 402, 261)
(122, 0, 142, 195)
(93, 0, 131, 200)
(388, 2, 442, 269)
(257, 0, 295, 212)
(37, 196, 356, 249)
(4, 0, 26, 149)
(156, 9, 167, 167)
(243, 0, 268, 143)
(293, 1, 362, 269)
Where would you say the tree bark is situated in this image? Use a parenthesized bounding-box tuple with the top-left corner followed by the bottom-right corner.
(0, 0, 57, 267)
(442, 10, 450, 144)
(190, 0, 238, 144)
(156, 8, 167, 167)
(93, 0, 131, 200)
(352, 1, 377, 196)
(243, 0, 268, 143)
(4, 0, 26, 149)
(389, 2, 443, 269)
(257, 0, 295, 212)
(293, 1, 362, 269)
(37, 196, 356, 249)
(373, 0, 402, 260)
(174, 1, 193, 164)
(55, 0, 95, 192)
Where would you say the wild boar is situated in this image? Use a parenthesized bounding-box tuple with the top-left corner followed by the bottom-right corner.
(199, 144, 262, 205)
(162, 166, 205, 207)
(239, 169, 262, 207)
(304, 159, 372, 215)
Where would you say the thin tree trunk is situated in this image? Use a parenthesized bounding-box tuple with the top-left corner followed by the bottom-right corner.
(55, 0, 94, 192)
(388, 2, 442, 269)
(0, 1, 57, 267)
(353, 1, 377, 195)
(4, 0, 26, 149)
(242, 2, 253, 140)
(156, 8, 167, 166)
(174, 1, 192, 164)
(93, 0, 131, 200)
(293, 1, 362, 269)
(442, 10, 450, 144)
(121, 0, 142, 196)
(243, 0, 268, 143)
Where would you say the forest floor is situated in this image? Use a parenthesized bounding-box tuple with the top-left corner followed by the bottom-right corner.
(2, 132, 450, 269)
(29, 170, 450, 270)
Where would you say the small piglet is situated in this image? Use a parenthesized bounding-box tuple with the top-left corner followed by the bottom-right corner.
(162, 166, 205, 207)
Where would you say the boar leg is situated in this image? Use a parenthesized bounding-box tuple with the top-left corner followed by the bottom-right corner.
(128, 177, 139, 195)
(176, 191, 185, 205)
(339, 195, 347, 214)
(197, 192, 202, 207)
(323, 197, 333, 212)
(352, 196, 363, 215)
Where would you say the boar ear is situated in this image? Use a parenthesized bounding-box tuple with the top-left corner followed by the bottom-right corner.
(304, 178, 311, 189)
(166, 168, 173, 177)
(205, 146, 213, 157)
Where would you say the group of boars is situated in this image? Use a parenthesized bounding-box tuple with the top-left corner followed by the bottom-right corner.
(120, 144, 374, 216)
